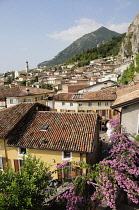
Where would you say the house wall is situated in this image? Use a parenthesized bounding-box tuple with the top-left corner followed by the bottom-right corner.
(121, 103, 139, 135)
(0, 141, 87, 179)
(0, 101, 6, 110)
(6, 94, 47, 107)
(55, 101, 113, 117)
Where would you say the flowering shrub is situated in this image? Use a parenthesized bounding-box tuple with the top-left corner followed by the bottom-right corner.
(53, 115, 139, 210)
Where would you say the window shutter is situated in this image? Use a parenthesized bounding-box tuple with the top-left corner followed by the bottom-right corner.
(2, 157, 8, 170)
(109, 110, 111, 119)
(102, 110, 105, 116)
(72, 165, 77, 178)
(57, 164, 62, 181)
(14, 159, 19, 172)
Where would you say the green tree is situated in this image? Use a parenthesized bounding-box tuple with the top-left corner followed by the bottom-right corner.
(0, 153, 53, 210)
(40, 83, 53, 90)
(119, 63, 135, 84)
(20, 80, 26, 86)
(135, 53, 139, 73)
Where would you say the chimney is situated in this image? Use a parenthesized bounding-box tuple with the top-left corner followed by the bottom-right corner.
(26, 88, 29, 95)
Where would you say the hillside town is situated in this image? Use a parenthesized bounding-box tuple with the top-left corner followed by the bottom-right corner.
(0, 10, 139, 210)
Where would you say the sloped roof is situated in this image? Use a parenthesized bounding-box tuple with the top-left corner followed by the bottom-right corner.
(54, 87, 117, 101)
(0, 102, 48, 138)
(0, 86, 54, 98)
(111, 83, 139, 108)
(7, 111, 99, 153)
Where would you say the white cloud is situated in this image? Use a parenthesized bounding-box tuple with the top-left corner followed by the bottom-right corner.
(47, 18, 102, 42)
(107, 22, 130, 33)
(47, 18, 130, 43)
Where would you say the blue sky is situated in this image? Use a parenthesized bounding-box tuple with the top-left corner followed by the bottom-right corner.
(0, 0, 139, 73)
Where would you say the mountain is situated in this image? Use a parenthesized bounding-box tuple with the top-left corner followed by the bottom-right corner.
(38, 26, 120, 67)
(118, 11, 139, 62)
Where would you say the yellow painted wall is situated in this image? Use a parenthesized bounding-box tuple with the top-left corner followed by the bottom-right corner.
(0, 142, 86, 179)
(0, 139, 6, 156)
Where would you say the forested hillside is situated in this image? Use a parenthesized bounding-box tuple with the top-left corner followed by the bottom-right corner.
(65, 33, 126, 67)
(38, 27, 120, 67)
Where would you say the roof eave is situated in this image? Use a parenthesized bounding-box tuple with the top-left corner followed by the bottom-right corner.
(111, 97, 139, 109)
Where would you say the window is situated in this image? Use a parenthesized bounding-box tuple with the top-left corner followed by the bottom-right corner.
(14, 159, 25, 172)
(40, 125, 49, 131)
(18, 148, 27, 156)
(70, 102, 73, 106)
(62, 151, 72, 160)
(38, 97, 41, 101)
(105, 102, 109, 106)
(26, 98, 32, 102)
(10, 99, 13, 104)
(62, 102, 65, 106)
(60, 109, 66, 112)
(44, 95, 47, 99)
(79, 103, 82, 107)
(18, 159, 24, 168)
(87, 110, 92, 113)
(13, 99, 17, 104)
(0, 156, 3, 170)
(105, 110, 109, 119)
(97, 110, 102, 115)
(71, 94, 84, 99)
(88, 102, 92, 106)
(98, 102, 101, 106)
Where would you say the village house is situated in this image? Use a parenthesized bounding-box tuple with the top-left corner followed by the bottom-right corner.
(78, 80, 116, 93)
(111, 83, 139, 136)
(60, 83, 89, 93)
(0, 102, 100, 179)
(97, 72, 119, 83)
(0, 86, 54, 109)
(52, 87, 118, 129)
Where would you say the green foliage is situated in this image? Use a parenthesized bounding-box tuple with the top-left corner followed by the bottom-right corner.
(134, 135, 139, 142)
(65, 33, 125, 66)
(119, 63, 135, 84)
(20, 80, 26, 86)
(0, 153, 53, 210)
(38, 27, 121, 67)
(40, 83, 53, 90)
(135, 53, 139, 73)
(30, 76, 38, 85)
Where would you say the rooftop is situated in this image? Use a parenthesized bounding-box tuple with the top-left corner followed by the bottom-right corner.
(7, 111, 99, 153)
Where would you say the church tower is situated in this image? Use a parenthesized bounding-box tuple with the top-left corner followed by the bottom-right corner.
(26, 61, 29, 87)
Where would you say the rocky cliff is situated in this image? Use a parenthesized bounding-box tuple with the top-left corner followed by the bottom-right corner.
(118, 11, 139, 63)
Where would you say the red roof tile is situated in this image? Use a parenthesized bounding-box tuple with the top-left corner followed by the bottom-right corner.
(7, 111, 99, 153)
(0, 102, 48, 138)
(0, 86, 54, 98)
(54, 87, 117, 101)
(112, 83, 139, 108)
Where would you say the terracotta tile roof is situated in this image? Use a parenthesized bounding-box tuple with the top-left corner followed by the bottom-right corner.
(54, 87, 117, 101)
(0, 86, 54, 98)
(7, 111, 99, 153)
(0, 102, 48, 138)
(112, 83, 139, 108)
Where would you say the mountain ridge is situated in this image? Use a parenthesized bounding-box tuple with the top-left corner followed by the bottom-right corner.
(38, 26, 120, 67)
